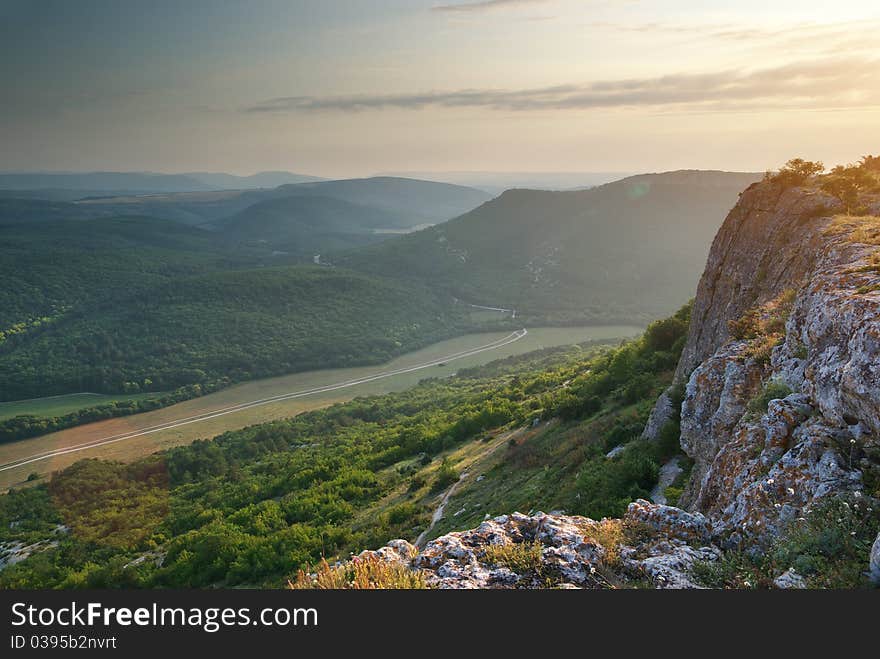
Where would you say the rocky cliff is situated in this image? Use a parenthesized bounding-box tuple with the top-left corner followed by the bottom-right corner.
(305, 179, 880, 588)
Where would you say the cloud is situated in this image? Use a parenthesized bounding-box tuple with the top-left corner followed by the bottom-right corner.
(245, 58, 880, 115)
(432, 0, 550, 12)
(586, 17, 880, 50)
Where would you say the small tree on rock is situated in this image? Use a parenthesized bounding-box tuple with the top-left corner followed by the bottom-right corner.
(767, 158, 825, 188)
(820, 165, 876, 214)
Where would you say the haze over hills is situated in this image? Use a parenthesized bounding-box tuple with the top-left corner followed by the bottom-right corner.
(380, 171, 633, 195)
(266, 177, 492, 225)
(183, 171, 324, 189)
(0, 176, 492, 236)
(215, 195, 415, 254)
(339, 170, 763, 324)
(0, 170, 324, 195)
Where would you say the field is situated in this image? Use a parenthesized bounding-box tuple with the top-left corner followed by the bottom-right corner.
(0, 392, 162, 422)
(0, 325, 639, 490)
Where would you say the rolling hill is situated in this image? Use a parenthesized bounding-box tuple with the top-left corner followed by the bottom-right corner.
(0, 172, 212, 193)
(0, 216, 467, 401)
(42, 176, 492, 230)
(215, 195, 412, 254)
(184, 171, 325, 189)
(266, 176, 493, 226)
(339, 170, 762, 324)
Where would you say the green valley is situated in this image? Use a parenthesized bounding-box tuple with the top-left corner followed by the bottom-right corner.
(0, 307, 687, 588)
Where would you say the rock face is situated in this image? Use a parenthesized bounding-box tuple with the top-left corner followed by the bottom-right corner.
(672, 184, 841, 380)
(871, 533, 880, 585)
(654, 179, 880, 549)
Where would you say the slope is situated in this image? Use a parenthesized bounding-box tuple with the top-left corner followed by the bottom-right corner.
(0, 216, 467, 401)
(339, 170, 762, 324)
(215, 195, 410, 254)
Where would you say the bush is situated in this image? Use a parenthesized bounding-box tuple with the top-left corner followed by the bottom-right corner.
(431, 459, 459, 492)
(747, 380, 793, 417)
(576, 441, 659, 518)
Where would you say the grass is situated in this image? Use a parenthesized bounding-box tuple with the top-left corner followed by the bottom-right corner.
(693, 494, 879, 589)
(823, 214, 880, 244)
(728, 289, 797, 366)
(289, 555, 428, 589)
(483, 541, 544, 573)
(0, 325, 639, 490)
(0, 392, 163, 422)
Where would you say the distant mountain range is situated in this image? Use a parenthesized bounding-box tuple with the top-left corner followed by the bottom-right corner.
(0, 170, 324, 195)
(339, 170, 763, 324)
(379, 171, 633, 195)
(0, 177, 493, 245)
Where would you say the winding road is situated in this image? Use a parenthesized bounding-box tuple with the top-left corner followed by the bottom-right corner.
(0, 329, 528, 474)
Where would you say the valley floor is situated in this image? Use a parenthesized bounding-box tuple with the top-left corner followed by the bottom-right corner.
(0, 325, 639, 490)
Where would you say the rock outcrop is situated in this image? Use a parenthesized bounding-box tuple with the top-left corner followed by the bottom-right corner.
(871, 533, 880, 585)
(333, 503, 721, 590)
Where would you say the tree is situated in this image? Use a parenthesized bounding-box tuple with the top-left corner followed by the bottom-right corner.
(821, 165, 876, 214)
(860, 155, 880, 172)
(768, 158, 825, 188)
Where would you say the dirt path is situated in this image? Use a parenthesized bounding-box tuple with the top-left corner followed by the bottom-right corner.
(415, 472, 469, 548)
(414, 423, 544, 548)
(650, 457, 683, 505)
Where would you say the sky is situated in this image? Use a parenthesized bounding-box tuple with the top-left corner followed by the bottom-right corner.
(1, 0, 879, 177)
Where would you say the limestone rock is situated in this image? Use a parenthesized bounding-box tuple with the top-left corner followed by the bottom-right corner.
(773, 569, 807, 589)
(870, 533, 880, 586)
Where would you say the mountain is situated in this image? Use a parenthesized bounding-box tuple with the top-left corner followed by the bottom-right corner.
(184, 171, 325, 189)
(215, 195, 413, 254)
(0, 172, 211, 194)
(380, 171, 633, 195)
(269, 176, 493, 226)
(339, 170, 763, 324)
(26, 176, 492, 230)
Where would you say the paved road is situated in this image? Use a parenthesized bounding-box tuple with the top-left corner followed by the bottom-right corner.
(0, 329, 528, 474)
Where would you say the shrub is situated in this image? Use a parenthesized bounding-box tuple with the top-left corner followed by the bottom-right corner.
(643, 316, 689, 353)
(746, 380, 793, 417)
(431, 459, 459, 492)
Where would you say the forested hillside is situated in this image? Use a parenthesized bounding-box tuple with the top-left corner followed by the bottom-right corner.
(339, 171, 761, 324)
(0, 216, 468, 402)
(216, 195, 411, 254)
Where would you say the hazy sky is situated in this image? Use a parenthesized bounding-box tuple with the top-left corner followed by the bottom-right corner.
(2, 0, 879, 176)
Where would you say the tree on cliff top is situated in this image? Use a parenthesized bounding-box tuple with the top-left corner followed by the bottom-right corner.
(766, 158, 825, 188)
(821, 164, 877, 214)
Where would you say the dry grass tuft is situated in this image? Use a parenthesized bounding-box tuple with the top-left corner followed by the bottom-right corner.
(482, 540, 544, 574)
(289, 555, 428, 590)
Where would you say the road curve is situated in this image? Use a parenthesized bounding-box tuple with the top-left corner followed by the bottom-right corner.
(0, 329, 528, 473)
